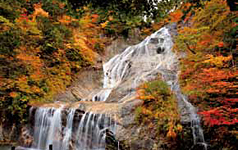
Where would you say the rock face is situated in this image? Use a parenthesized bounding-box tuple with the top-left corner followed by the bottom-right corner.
(19, 127, 33, 147)
(55, 69, 104, 102)
(54, 29, 143, 104)
(0, 123, 33, 149)
(115, 99, 160, 150)
(0, 123, 17, 144)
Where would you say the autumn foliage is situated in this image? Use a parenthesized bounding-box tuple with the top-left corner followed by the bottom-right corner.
(175, 0, 237, 149)
(0, 0, 108, 123)
(135, 80, 182, 141)
(0, 0, 237, 148)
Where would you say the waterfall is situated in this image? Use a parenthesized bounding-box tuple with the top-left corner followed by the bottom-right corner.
(62, 109, 76, 150)
(27, 26, 206, 150)
(91, 27, 176, 103)
(75, 113, 116, 150)
(31, 108, 116, 150)
(33, 107, 63, 150)
(159, 66, 207, 149)
(96, 26, 207, 148)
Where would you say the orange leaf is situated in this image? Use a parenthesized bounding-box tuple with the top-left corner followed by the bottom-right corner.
(9, 92, 18, 98)
(32, 3, 49, 21)
(218, 42, 224, 47)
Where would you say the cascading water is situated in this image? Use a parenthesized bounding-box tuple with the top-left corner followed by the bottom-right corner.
(91, 28, 176, 102)
(159, 65, 207, 149)
(75, 113, 116, 150)
(33, 107, 63, 150)
(62, 109, 76, 150)
(95, 26, 207, 149)
(27, 26, 206, 150)
(30, 108, 116, 150)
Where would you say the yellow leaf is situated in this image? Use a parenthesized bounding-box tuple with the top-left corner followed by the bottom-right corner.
(203, 55, 232, 67)
(32, 3, 49, 21)
(101, 21, 109, 28)
(177, 124, 183, 132)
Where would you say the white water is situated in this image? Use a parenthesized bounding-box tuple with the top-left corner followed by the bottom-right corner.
(31, 108, 116, 150)
(62, 109, 76, 150)
(159, 69, 207, 149)
(92, 27, 176, 103)
(96, 26, 206, 148)
(75, 113, 116, 150)
(29, 27, 206, 150)
(33, 108, 63, 150)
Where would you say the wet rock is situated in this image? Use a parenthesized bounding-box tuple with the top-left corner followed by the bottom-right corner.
(159, 38, 165, 43)
(150, 38, 159, 44)
(191, 143, 208, 150)
(156, 47, 165, 54)
(72, 108, 85, 128)
(19, 127, 33, 147)
(106, 129, 122, 150)
(176, 94, 193, 124)
(121, 99, 143, 115)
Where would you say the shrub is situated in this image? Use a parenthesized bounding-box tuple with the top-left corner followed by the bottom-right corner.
(0, 29, 21, 56)
(136, 80, 181, 138)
